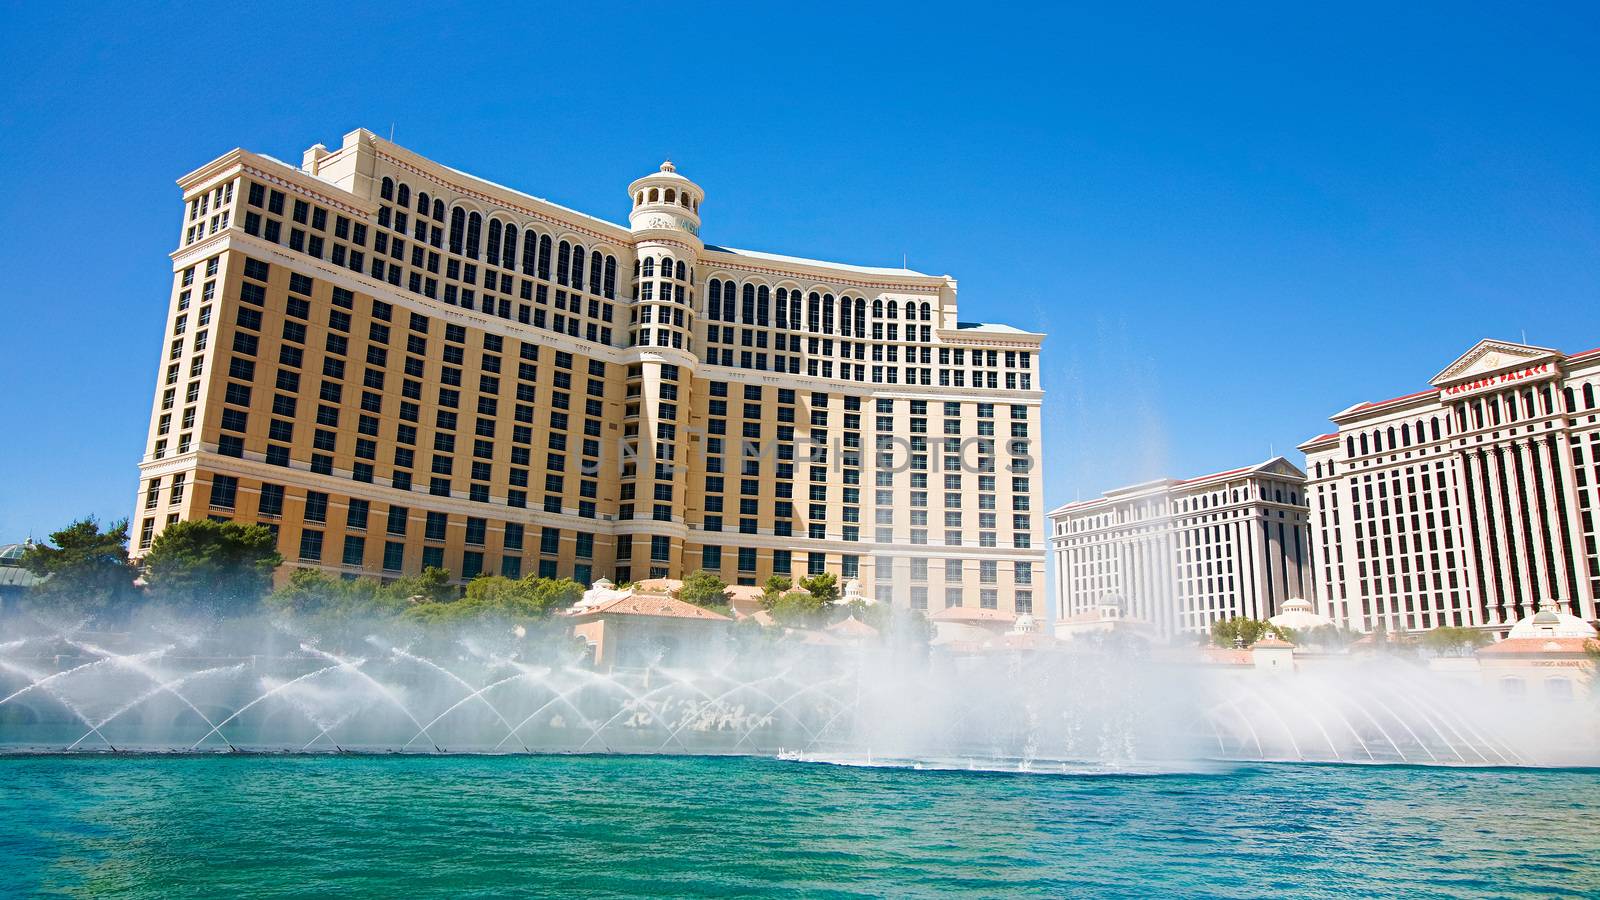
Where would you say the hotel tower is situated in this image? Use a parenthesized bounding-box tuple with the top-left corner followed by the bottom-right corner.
(1301, 339, 1600, 634)
(132, 129, 1045, 617)
(1048, 459, 1313, 638)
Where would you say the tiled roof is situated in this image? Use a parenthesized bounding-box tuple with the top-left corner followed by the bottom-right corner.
(930, 606, 1012, 623)
(826, 616, 880, 639)
(1478, 637, 1595, 657)
(573, 593, 731, 621)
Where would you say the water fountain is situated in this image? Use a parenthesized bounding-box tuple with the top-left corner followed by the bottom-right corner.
(0, 614, 1594, 769)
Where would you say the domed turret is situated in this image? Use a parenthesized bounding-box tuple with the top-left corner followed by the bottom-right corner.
(628, 160, 703, 240)
(1508, 600, 1598, 640)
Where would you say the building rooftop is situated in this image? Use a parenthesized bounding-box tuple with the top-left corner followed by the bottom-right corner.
(929, 606, 1013, 624)
(704, 244, 935, 279)
(1478, 637, 1594, 657)
(572, 592, 732, 622)
(1050, 457, 1304, 516)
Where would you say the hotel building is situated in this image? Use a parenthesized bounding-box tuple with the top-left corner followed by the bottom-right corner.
(131, 128, 1045, 617)
(1301, 339, 1600, 634)
(1048, 458, 1313, 638)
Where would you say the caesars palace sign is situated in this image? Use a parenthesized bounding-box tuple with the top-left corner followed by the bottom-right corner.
(1441, 363, 1556, 397)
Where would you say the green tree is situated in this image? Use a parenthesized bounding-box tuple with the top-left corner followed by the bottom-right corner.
(142, 520, 282, 616)
(768, 588, 830, 629)
(678, 569, 730, 613)
(1420, 626, 1491, 657)
(797, 572, 841, 607)
(20, 516, 141, 619)
(758, 575, 792, 609)
(266, 567, 405, 619)
(1300, 624, 1360, 651)
(264, 568, 409, 646)
(385, 566, 456, 604)
(1210, 616, 1284, 648)
(402, 575, 581, 625)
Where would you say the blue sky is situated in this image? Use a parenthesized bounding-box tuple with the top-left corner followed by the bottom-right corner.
(0, 2, 1597, 543)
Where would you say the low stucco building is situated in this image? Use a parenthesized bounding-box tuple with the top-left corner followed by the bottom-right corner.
(568, 578, 731, 669)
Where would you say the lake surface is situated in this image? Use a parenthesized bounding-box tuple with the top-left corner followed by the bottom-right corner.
(1, 754, 1596, 898)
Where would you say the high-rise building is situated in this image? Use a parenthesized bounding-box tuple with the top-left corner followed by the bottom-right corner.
(1047, 458, 1312, 638)
(1300, 339, 1600, 634)
(132, 128, 1045, 616)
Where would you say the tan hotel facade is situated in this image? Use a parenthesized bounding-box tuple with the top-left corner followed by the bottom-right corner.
(133, 128, 1045, 616)
(1301, 339, 1600, 634)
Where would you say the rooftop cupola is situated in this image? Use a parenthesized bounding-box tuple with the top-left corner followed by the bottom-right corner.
(628, 160, 703, 241)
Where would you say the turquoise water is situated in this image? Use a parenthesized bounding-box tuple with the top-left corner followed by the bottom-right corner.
(1, 755, 1596, 898)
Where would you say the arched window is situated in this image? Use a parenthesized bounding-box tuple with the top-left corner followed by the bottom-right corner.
(537, 235, 551, 279)
(757, 285, 770, 326)
(432, 199, 445, 221)
(808, 292, 821, 331)
(396, 183, 410, 208)
(887, 300, 899, 319)
(522, 231, 538, 276)
(380, 177, 394, 201)
(741, 284, 756, 323)
(665, 188, 676, 204)
(465, 212, 482, 259)
(642, 258, 655, 278)
(676, 260, 686, 280)
(855, 298, 866, 337)
(775, 288, 789, 328)
(556, 241, 571, 284)
(416, 191, 430, 214)
(503, 225, 518, 269)
(604, 256, 617, 298)
(648, 188, 659, 202)
(1431, 417, 1441, 441)
(486, 220, 503, 264)
(1359, 434, 1369, 455)
(636, 191, 644, 206)
(708, 280, 722, 320)
(449, 207, 466, 254)
(839, 295, 852, 334)
(1346, 436, 1355, 457)
(921, 302, 932, 320)
(1401, 423, 1411, 446)
(1586, 383, 1595, 409)
(873, 298, 884, 318)
(790, 291, 801, 326)
(823, 293, 835, 333)
(571, 244, 586, 289)
(590, 251, 603, 294)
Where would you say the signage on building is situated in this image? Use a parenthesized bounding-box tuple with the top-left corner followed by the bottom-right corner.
(1440, 363, 1553, 397)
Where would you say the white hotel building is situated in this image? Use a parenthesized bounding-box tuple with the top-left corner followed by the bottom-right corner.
(1048, 458, 1313, 638)
(1300, 339, 1600, 635)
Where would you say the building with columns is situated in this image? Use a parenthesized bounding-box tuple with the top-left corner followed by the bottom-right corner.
(131, 128, 1044, 618)
(1300, 339, 1600, 635)
(1047, 458, 1312, 638)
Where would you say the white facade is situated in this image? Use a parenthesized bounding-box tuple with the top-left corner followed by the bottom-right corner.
(1301, 339, 1600, 634)
(1048, 458, 1312, 638)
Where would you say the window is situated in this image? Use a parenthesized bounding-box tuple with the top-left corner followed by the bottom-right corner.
(209, 475, 238, 509)
(298, 529, 323, 561)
